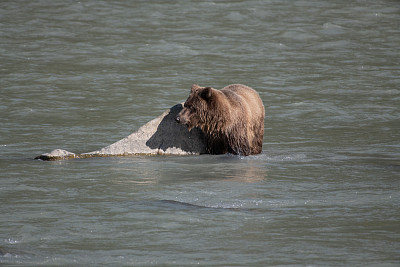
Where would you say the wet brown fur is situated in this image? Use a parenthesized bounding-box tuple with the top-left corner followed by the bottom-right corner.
(176, 84, 265, 156)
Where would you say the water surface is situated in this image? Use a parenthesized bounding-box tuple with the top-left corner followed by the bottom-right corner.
(1, 0, 399, 266)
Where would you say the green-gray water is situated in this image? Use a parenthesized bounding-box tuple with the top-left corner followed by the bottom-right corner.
(1, 1, 399, 266)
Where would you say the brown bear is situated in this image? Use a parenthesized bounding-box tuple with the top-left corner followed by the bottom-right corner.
(176, 84, 265, 156)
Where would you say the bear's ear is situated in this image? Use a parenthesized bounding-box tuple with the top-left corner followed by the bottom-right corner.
(191, 84, 201, 92)
(201, 87, 212, 100)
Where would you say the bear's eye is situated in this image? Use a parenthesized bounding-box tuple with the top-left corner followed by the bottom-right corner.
(185, 104, 195, 111)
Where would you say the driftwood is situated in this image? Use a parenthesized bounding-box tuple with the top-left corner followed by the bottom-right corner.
(35, 104, 207, 161)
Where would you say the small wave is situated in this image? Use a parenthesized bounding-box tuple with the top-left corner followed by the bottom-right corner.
(4, 238, 19, 245)
(158, 200, 241, 211)
(252, 152, 307, 162)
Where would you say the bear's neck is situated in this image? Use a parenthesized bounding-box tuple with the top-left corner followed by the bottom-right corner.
(201, 91, 232, 135)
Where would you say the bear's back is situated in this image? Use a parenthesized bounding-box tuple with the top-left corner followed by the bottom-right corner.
(221, 84, 264, 118)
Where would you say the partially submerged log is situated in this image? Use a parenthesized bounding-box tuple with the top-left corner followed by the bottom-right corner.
(35, 104, 207, 161)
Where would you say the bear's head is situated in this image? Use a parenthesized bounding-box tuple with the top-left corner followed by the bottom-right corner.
(176, 84, 213, 131)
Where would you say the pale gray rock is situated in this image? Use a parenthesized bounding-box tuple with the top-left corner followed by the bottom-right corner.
(35, 149, 78, 161)
(35, 104, 207, 161)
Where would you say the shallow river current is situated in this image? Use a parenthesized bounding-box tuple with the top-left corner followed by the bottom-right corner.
(1, 1, 399, 266)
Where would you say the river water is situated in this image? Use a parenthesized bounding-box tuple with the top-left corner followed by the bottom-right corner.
(1, 0, 399, 266)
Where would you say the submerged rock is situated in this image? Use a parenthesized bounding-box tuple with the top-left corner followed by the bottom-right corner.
(35, 149, 78, 161)
(35, 104, 207, 161)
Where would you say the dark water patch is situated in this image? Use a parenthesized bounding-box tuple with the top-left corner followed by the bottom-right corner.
(153, 199, 246, 212)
